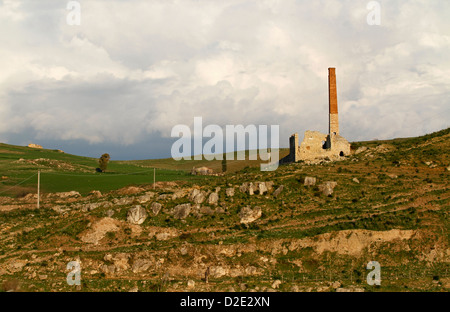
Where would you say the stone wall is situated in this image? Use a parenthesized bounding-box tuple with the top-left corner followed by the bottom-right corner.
(286, 130, 351, 162)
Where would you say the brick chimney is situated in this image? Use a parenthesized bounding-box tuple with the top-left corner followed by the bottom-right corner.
(328, 67, 339, 135)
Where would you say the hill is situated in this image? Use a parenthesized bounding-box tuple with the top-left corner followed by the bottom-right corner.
(0, 128, 448, 292)
(0, 142, 289, 197)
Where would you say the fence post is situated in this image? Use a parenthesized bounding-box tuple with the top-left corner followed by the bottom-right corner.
(37, 170, 40, 209)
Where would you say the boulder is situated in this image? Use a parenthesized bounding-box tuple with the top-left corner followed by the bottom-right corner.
(199, 206, 215, 216)
(55, 191, 81, 198)
(88, 190, 102, 198)
(258, 182, 268, 195)
(127, 205, 148, 225)
(208, 192, 219, 205)
(187, 280, 195, 288)
(113, 197, 134, 206)
(156, 232, 174, 241)
(150, 202, 162, 215)
(239, 183, 249, 193)
(273, 185, 284, 198)
(137, 193, 154, 204)
(239, 206, 262, 224)
(80, 218, 120, 245)
(352, 178, 360, 184)
(190, 189, 206, 204)
(265, 181, 274, 191)
(318, 181, 337, 196)
(131, 259, 152, 273)
(226, 188, 235, 197)
(172, 190, 187, 200)
(173, 204, 191, 220)
(304, 177, 316, 186)
(210, 266, 228, 278)
(272, 280, 282, 289)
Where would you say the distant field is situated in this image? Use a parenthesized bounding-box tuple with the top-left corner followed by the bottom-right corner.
(0, 143, 289, 196)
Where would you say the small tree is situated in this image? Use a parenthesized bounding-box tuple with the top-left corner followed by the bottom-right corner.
(98, 153, 110, 172)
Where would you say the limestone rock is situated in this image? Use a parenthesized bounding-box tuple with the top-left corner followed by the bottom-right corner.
(113, 197, 134, 206)
(172, 190, 187, 200)
(199, 206, 215, 215)
(258, 182, 268, 195)
(173, 204, 191, 220)
(105, 253, 130, 272)
(156, 231, 178, 241)
(7, 259, 27, 273)
(208, 192, 219, 205)
(273, 185, 284, 198)
(331, 281, 342, 289)
(100, 264, 116, 275)
(304, 177, 317, 186)
(226, 188, 235, 197)
(80, 218, 120, 245)
(318, 181, 337, 196)
(131, 259, 152, 273)
(210, 266, 228, 278)
(137, 193, 154, 204)
(239, 206, 262, 224)
(187, 280, 195, 288)
(272, 280, 282, 289)
(88, 190, 102, 198)
(239, 183, 248, 193)
(265, 181, 274, 191)
(150, 202, 162, 215)
(55, 191, 81, 198)
(127, 205, 148, 225)
(190, 189, 206, 204)
(239, 182, 272, 195)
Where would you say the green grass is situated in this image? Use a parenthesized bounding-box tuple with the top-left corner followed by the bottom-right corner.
(0, 143, 217, 196)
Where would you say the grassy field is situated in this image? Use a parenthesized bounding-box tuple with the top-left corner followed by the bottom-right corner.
(0, 142, 289, 196)
(0, 144, 206, 196)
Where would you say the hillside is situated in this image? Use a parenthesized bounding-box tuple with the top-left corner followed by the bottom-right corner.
(0, 128, 449, 292)
(0, 143, 289, 197)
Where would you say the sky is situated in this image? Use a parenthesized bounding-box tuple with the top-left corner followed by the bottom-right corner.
(0, 0, 449, 160)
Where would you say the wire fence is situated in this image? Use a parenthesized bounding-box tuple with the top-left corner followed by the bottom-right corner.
(0, 173, 38, 196)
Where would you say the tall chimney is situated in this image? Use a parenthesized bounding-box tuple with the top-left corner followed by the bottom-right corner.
(328, 68, 339, 135)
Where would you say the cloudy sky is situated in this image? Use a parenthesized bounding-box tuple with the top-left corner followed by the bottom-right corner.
(0, 0, 449, 160)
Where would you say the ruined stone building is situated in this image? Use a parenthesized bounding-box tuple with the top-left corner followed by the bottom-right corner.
(284, 68, 351, 163)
